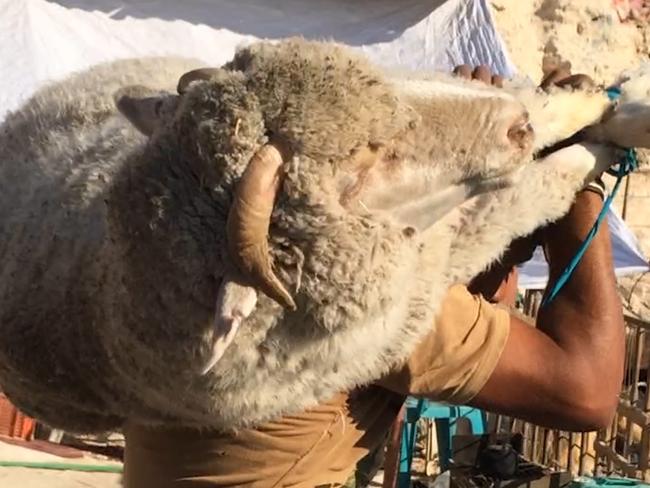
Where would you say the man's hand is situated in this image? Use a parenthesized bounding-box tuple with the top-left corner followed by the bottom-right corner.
(453, 64, 504, 87)
(468, 232, 539, 303)
(540, 65, 596, 92)
(471, 188, 624, 431)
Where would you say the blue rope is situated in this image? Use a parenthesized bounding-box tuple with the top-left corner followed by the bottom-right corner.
(540, 87, 638, 307)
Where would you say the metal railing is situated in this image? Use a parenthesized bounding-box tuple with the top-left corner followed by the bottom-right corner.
(488, 291, 650, 480)
(595, 313, 650, 481)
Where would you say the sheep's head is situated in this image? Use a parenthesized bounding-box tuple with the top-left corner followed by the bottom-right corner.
(115, 38, 536, 369)
(391, 74, 534, 177)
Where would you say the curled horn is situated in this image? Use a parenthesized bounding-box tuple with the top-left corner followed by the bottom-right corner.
(177, 68, 221, 94)
(226, 143, 297, 311)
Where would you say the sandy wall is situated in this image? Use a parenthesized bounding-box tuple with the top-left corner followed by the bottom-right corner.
(491, 0, 650, 318)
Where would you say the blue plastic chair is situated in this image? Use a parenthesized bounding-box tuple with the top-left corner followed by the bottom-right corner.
(398, 397, 487, 488)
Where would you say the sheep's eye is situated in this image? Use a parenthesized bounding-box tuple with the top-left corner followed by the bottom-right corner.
(154, 100, 164, 117)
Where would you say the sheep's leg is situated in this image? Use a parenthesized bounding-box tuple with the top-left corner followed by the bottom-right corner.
(444, 143, 620, 286)
(202, 276, 257, 374)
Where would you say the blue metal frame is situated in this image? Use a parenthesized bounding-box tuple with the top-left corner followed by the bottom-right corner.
(398, 397, 487, 488)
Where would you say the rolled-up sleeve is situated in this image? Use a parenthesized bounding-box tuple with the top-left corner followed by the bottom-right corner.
(378, 284, 512, 404)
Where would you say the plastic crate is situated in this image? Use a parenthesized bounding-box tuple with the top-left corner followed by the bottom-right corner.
(0, 393, 35, 440)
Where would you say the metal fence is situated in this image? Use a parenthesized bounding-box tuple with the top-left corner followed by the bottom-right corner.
(487, 291, 650, 480)
(594, 313, 650, 481)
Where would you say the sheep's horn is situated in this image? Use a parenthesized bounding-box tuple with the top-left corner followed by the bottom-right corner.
(177, 68, 221, 94)
(226, 143, 297, 311)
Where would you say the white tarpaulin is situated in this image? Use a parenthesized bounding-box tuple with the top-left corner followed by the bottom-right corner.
(1, 0, 647, 285)
(518, 206, 650, 290)
(0, 0, 516, 121)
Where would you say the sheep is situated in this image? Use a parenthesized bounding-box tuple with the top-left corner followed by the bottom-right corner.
(0, 55, 206, 431)
(1, 37, 649, 434)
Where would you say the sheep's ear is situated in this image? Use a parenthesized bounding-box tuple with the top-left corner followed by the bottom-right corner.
(114, 85, 178, 136)
(201, 276, 258, 374)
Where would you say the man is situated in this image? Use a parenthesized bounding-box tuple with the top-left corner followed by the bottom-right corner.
(122, 66, 624, 488)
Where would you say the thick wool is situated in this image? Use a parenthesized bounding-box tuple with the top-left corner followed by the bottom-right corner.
(0, 38, 637, 433)
(0, 56, 205, 430)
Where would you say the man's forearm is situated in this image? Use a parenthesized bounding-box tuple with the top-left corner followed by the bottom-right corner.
(538, 189, 624, 407)
(450, 63, 625, 430)
(470, 188, 625, 431)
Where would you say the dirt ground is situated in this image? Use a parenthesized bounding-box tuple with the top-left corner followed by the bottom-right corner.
(0, 439, 122, 488)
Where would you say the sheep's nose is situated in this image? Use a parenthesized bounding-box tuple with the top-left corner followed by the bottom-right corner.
(507, 116, 534, 152)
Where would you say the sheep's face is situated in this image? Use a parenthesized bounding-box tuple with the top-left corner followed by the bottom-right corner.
(115, 53, 537, 316)
(113, 40, 539, 371)
(392, 76, 535, 179)
(333, 80, 535, 233)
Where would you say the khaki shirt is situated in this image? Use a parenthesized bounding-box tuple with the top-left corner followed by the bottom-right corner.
(123, 285, 511, 488)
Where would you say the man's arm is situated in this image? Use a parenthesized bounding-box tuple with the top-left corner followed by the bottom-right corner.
(469, 189, 625, 431)
(378, 65, 625, 432)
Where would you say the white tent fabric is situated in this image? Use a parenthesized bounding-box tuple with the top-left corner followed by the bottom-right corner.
(518, 207, 650, 290)
(0, 0, 516, 122)
(1, 0, 647, 285)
